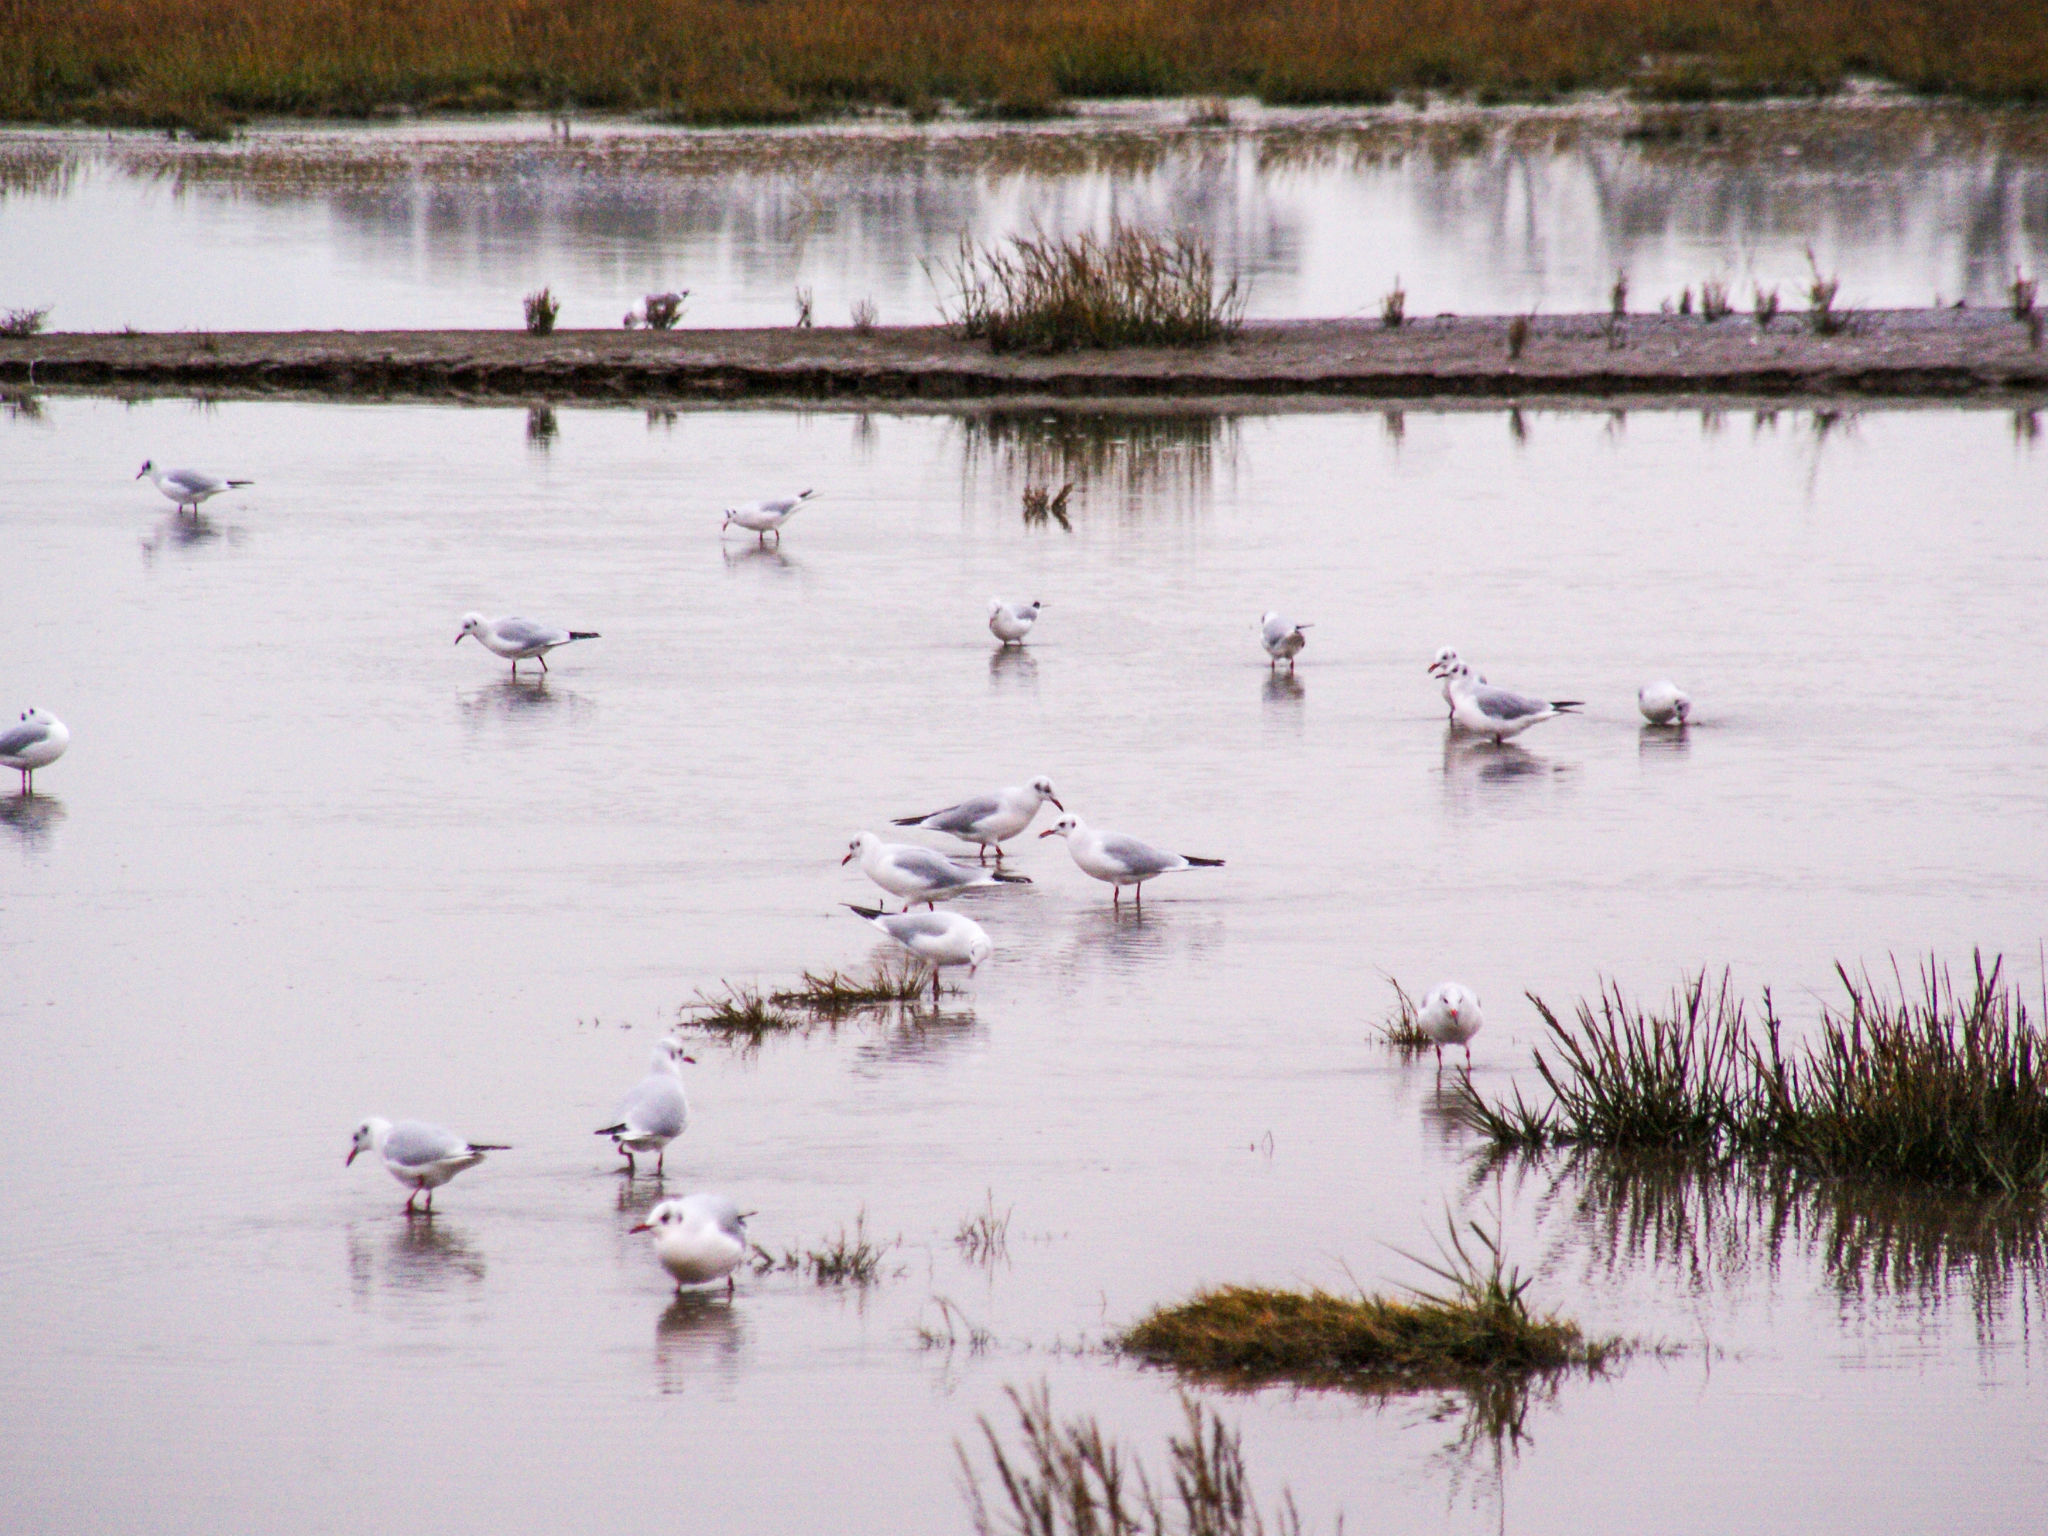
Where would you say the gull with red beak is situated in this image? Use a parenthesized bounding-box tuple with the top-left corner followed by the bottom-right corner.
(347, 1117, 509, 1213)
(455, 613, 600, 677)
(1418, 983, 1483, 1070)
(1038, 814, 1223, 907)
(631, 1194, 749, 1296)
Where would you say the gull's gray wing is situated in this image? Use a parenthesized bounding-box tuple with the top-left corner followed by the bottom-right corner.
(686, 1193, 747, 1241)
(915, 795, 1002, 834)
(1261, 615, 1292, 646)
(494, 617, 567, 649)
(878, 912, 958, 942)
(1098, 834, 1180, 878)
(892, 848, 980, 886)
(619, 1076, 688, 1138)
(0, 722, 49, 757)
(759, 496, 803, 516)
(1471, 686, 1549, 722)
(383, 1121, 468, 1167)
(165, 469, 226, 494)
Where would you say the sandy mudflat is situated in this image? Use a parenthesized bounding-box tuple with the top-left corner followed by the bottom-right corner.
(4, 312, 2045, 403)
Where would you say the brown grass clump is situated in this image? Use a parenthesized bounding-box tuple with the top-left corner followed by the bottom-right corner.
(768, 956, 929, 1012)
(1373, 976, 1434, 1048)
(0, 307, 50, 338)
(681, 980, 804, 1041)
(522, 286, 559, 335)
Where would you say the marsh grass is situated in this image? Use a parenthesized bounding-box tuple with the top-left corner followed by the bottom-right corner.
(1506, 312, 1531, 359)
(1379, 279, 1405, 329)
(682, 981, 805, 1041)
(685, 958, 931, 1041)
(637, 289, 687, 330)
(768, 956, 930, 1012)
(1021, 481, 1075, 529)
(753, 1212, 892, 1284)
(1699, 279, 1733, 321)
(1803, 248, 1852, 334)
(1459, 953, 2048, 1193)
(850, 296, 879, 334)
(0, 307, 49, 338)
(2012, 268, 2038, 320)
(919, 1294, 997, 1352)
(956, 1190, 1014, 1263)
(1753, 284, 1781, 328)
(933, 227, 1244, 354)
(794, 285, 814, 329)
(522, 286, 559, 335)
(961, 1384, 1322, 1536)
(1121, 1214, 1612, 1391)
(1373, 976, 1434, 1049)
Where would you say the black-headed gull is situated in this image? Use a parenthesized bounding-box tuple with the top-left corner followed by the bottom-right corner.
(347, 1117, 509, 1213)
(842, 831, 1029, 910)
(891, 777, 1062, 864)
(721, 489, 815, 545)
(1427, 647, 1486, 718)
(1259, 611, 1310, 670)
(845, 904, 991, 1000)
(1638, 679, 1693, 725)
(594, 1038, 693, 1176)
(631, 1194, 748, 1295)
(1038, 814, 1223, 907)
(455, 613, 600, 676)
(1418, 983, 1482, 1069)
(1, 707, 68, 794)
(989, 599, 1043, 646)
(1438, 659, 1580, 743)
(136, 460, 251, 515)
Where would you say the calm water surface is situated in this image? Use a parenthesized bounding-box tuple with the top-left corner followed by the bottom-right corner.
(1, 392, 2045, 1534)
(4, 102, 2048, 331)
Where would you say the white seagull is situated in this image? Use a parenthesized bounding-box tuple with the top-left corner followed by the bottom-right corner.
(347, 1117, 509, 1213)
(594, 1038, 693, 1176)
(1418, 983, 1483, 1070)
(892, 777, 1063, 864)
(1638, 679, 1693, 725)
(1, 707, 69, 794)
(1427, 647, 1487, 718)
(1038, 814, 1223, 907)
(845, 904, 992, 1001)
(842, 831, 1029, 910)
(721, 489, 816, 545)
(989, 599, 1044, 646)
(632, 1194, 749, 1296)
(136, 460, 251, 515)
(1260, 612, 1310, 670)
(455, 613, 600, 676)
(1439, 659, 1580, 743)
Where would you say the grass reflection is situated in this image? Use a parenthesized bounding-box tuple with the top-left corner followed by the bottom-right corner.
(958, 406, 1236, 514)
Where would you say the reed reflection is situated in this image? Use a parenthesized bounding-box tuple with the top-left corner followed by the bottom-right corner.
(957, 407, 1236, 517)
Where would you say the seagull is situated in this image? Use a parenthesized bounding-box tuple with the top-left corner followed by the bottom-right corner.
(454, 613, 599, 676)
(594, 1038, 693, 1176)
(1427, 647, 1486, 718)
(721, 489, 815, 545)
(631, 1194, 749, 1296)
(1418, 983, 1483, 1070)
(1259, 612, 1310, 670)
(136, 460, 251, 515)
(1439, 659, 1580, 743)
(892, 777, 1062, 864)
(1038, 814, 1223, 907)
(845, 905, 991, 1001)
(0, 707, 69, 794)
(1638, 679, 1693, 725)
(842, 831, 1029, 910)
(347, 1117, 509, 1213)
(989, 599, 1043, 646)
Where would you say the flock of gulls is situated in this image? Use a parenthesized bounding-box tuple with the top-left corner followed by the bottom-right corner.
(11, 463, 1697, 1297)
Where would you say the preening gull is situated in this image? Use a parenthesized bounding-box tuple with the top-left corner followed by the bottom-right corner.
(1638, 679, 1693, 725)
(0, 707, 68, 794)
(989, 599, 1043, 645)
(1260, 612, 1310, 670)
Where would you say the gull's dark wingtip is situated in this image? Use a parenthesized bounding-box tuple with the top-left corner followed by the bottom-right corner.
(469, 1143, 513, 1152)
(1184, 855, 1226, 867)
(568, 631, 601, 640)
(845, 903, 886, 920)
(593, 1122, 628, 1137)
(991, 872, 1033, 884)
(889, 814, 925, 827)
(1550, 700, 1584, 713)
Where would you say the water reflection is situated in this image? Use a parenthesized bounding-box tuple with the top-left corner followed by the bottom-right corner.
(1637, 724, 1693, 760)
(347, 1216, 487, 1301)
(139, 510, 245, 561)
(722, 541, 802, 576)
(526, 404, 559, 451)
(0, 792, 64, 851)
(654, 1293, 744, 1396)
(1439, 733, 1567, 806)
(958, 408, 1234, 514)
(988, 646, 1038, 693)
(851, 1002, 985, 1068)
(457, 678, 594, 725)
(1261, 670, 1305, 732)
(3, 390, 44, 423)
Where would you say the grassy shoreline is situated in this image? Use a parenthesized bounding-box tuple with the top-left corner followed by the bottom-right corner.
(7, 0, 2048, 133)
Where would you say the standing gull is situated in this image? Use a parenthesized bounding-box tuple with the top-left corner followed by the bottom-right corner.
(989, 599, 1044, 646)
(1427, 647, 1486, 719)
(347, 1117, 508, 1213)
(1638, 679, 1693, 725)
(0, 707, 68, 794)
(721, 489, 816, 545)
(1039, 814, 1223, 907)
(845, 905, 991, 1001)
(455, 613, 600, 677)
(594, 1038, 693, 1176)
(1439, 659, 1580, 743)
(1418, 983, 1483, 1070)
(136, 460, 251, 515)
(1259, 612, 1310, 670)
(843, 832, 1029, 910)
(892, 777, 1062, 864)
(632, 1194, 749, 1295)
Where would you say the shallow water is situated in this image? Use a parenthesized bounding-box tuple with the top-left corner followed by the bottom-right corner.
(1, 392, 2045, 1534)
(4, 102, 2048, 333)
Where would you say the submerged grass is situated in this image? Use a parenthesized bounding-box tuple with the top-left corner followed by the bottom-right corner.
(752, 1211, 892, 1284)
(683, 958, 932, 1042)
(1373, 975, 1433, 1049)
(768, 956, 930, 1012)
(1459, 952, 2048, 1193)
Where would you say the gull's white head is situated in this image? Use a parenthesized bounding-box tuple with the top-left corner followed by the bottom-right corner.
(1039, 814, 1082, 841)
(1028, 776, 1063, 810)
(841, 830, 881, 865)
(1437, 658, 1473, 686)
(455, 612, 488, 646)
(966, 931, 993, 970)
(1428, 646, 1463, 677)
(346, 1116, 391, 1166)
(630, 1197, 691, 1235)
(651, 1038, 696, 1074)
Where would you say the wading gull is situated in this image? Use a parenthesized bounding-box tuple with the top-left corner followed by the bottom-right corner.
(843, 831, 1029, 910)
(594, 1038, 693, 1176)
(891, 777, 1062, 864)
(1418, 983, 1483, 1069)
(1427, 647, 1486, 718)
(0, 707, 68, 794)
(632, 1194, 748, 1295)
(721, 489, 815, 545)
(455, 613, 599, 676)
(136, 460, 250, 515)
(989, 599, 1043, 646)
(1638, 679, 1693, 725)
(1038, 814, 1223, 907)
(1259, 612, 1310, 670)
(845, 904, 991, 1001)
(1438, 659, 1580, 743)
(347, 1117, 509, 1213)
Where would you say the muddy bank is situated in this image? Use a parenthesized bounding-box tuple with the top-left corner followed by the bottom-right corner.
(4, 314, 2045, 404)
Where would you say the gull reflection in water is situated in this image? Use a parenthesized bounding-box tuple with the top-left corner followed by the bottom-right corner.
(853, 1002, 985, 1067)
(1440, 730, 1571, 808)
(1262, 670, 1305, 732)
(1638, 723, 1693, 760)
(457, 678, 593, 727)
(140, 510, 245, 562)
(347, 1217, 487, 1304)
(722, 541, 802, 576)
(654, 1292, 745, 1396)
(989, 646, 1039, 692)
(0, 792, 65, 851)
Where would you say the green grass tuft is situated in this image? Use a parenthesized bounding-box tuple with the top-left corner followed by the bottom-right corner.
(768, 956, 930, 1012)
(681, 981, 805, 1041)
(752, 1211, 892, 1284)
(1373, 975, 1434, 1048)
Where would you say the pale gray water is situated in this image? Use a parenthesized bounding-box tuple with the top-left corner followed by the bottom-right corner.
(1, 391, 2045, 1535)
(4, 101, 2048, 333)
